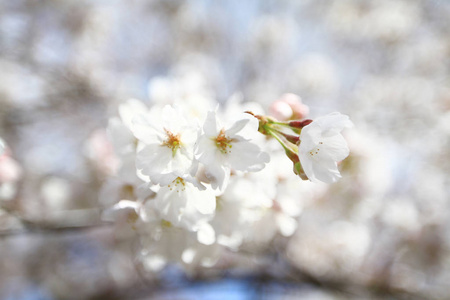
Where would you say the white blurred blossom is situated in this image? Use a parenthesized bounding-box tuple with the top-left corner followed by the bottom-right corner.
(0, 138, 4, 156)
(153, 177, 216, 237)
(0, 139, 23, 201)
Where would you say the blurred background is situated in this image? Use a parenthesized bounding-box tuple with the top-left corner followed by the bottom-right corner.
(0, 0, 449, 299)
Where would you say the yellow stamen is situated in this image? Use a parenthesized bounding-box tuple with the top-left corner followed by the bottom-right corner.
(161, 219, 172, 228)
(214, 129, 233, 154)
(162, 129, 181, 157)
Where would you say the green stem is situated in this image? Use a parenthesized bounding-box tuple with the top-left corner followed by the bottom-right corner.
(265, 126, 297, 154)
(271, 121, 291, 127)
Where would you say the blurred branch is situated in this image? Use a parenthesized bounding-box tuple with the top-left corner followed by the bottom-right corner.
(0, 206, 113, 237)
(97, 268, 432, 300)
(282, 265, 430, 300)
(0, 222, 113, 237)
(115, 249, 435, 300)
(0, 208, 436, 300)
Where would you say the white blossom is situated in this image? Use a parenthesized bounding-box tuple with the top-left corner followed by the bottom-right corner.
(107, 99, 149, 184)
(133, 105, 199, 186)
(102, 199, 145, 235)
(152, 177, 216, 236)
(136, 199, 221, 271)
(195, 111, 270, 190)
(298, 112, 353, 183)
(140, 223, 222, 273)
(101, 95, 354, 273)
(212, 161, 288, 249)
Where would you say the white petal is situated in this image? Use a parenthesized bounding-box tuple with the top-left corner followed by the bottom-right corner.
(321, 135, 350, 162)
(190, 186, 216, 215)
(182, 248, 196, 264)
(310, 159, 341, 183)
(118, 98, 148, 130)
(217, 233, 243, 249)
(202, 111, 219, 136)
(226, 118, 249, 136)
(143, 255, 167, 271)
(298, 151, 315, 181)
(101, 200, 139, 222)
(226, 139, 270, 171)
(0, 138, 5, 156)
(197, 223, 216, 245)
(316, 112, 353, 136)
(137, 144, 172, 176)
(204, 164, 230, 191)
(276, 214, 298, 237)
(196, 135, 221, 164)
(131, 115, 161, 145)
(107, 118, 135, 154)
(154, 187, 187, 225)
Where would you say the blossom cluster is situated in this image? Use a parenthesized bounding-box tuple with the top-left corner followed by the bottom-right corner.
(101, 95, 352, 272)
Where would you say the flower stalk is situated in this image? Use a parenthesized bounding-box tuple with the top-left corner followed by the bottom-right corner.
(247, 111, 309, 180)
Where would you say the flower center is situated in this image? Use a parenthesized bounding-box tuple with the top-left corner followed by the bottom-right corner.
(127, 210, 139, 229)
(308, 141, 323, 157)
(214, 129, 233, 154)
(161, 219, 172, 228)
(162, 129, 181, 157)
(168, 177, 186, 193)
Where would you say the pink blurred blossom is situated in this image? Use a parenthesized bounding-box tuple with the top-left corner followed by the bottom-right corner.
(85, 129, 119, 176)
(269, 93, 309, 121)
(0, 149, 22, 183)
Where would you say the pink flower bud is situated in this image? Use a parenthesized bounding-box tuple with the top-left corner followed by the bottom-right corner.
(269, 100, 293, 121)
(85, 129, 119, 175)
(269, 93, 310, 121)
(0, 155, 22, 183)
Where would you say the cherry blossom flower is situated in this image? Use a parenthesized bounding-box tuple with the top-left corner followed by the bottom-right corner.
(211, 169, 276, 249)
(152, 177, 216, 235)
(195, 111, 270, 190)
(298, 112, 353, 183)
(139, 222, 222, 273)
(101, 199, 146, 239)
(107, 99, 150, 184)
(132, 105, 199, 186)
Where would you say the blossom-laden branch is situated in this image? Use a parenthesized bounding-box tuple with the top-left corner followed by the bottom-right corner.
(94, 94, 354, 274)
(0, 94, 353, 275)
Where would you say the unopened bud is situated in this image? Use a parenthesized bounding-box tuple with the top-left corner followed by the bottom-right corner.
(285, 147, 299, 164)
(279, 132, 300, 144)
(270, 93, 310, 120)
(289, 119, 313, 129)
(294, 161, 308, 180)
(269, 100, 293, 121)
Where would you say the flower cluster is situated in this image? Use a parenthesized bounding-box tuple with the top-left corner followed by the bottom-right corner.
(102, 95, 352, 272)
